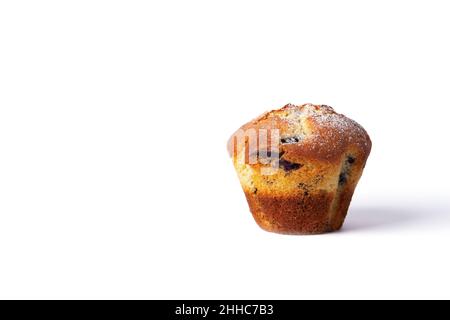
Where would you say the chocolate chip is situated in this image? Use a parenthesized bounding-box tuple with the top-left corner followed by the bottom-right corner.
(250, 149, 303, 171)
(279, 158, 302, 171)
(339, 173, 347, 185)
(347, 156, 356, 164)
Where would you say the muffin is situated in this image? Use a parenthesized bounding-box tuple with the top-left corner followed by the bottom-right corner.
(227, 103, 371, 234)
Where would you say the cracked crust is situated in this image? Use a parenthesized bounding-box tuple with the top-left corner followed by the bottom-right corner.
(228, 103, 371, 234)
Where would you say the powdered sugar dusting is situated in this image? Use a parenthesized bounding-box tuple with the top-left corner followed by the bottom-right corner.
(234, 103, 371, 162)
(277, 103, 370, 151)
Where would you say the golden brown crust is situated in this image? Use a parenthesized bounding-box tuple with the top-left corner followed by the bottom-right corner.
(245, 191, 336, 234)
(228, 103, 372, 235)
(243, 164, 362, 234)
(228, 103, 371, 164)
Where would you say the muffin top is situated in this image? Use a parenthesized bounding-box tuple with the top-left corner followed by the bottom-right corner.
(228, 104, 371, 165)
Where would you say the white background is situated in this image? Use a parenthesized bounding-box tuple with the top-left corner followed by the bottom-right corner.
(1, 1, 449, 299)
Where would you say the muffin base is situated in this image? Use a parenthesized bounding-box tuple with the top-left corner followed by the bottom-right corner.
(244, 187, 355, 234)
